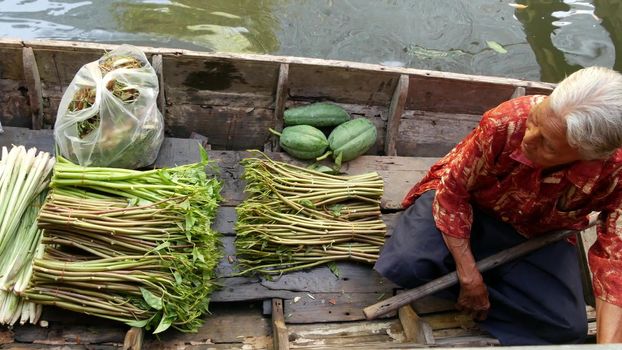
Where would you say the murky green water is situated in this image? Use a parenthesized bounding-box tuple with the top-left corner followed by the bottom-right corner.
(0, 0, 620, 83)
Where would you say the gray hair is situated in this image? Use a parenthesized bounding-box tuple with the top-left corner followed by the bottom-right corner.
(549, 66, 622, 160)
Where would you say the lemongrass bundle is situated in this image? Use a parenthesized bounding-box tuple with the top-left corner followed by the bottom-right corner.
(0, 146, 54, 325)
(235, 151, 386, 275)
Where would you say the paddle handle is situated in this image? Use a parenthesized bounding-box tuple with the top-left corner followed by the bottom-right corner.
(364, 224, 594, 320)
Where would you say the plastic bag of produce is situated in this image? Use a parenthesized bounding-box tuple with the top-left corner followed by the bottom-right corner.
(54, 45, 163, 168)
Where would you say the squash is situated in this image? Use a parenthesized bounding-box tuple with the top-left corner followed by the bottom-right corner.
(284, 103, 350, 127)
(271, 125, 329, 160)
(327, 118, 377, 162)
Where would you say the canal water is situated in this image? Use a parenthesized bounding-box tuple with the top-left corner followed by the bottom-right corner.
(0, 0, 620, 83)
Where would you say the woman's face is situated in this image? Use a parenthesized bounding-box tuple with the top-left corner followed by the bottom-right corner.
(521, 98, 583, 168)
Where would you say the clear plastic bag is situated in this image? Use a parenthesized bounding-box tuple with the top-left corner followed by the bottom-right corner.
(54, 45, 164, 169)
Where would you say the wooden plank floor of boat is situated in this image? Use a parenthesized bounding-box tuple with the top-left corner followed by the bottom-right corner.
(0, 127, 596, 349)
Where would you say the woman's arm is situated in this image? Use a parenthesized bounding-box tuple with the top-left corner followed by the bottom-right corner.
(596, 298, 622, 343)
(589, 206, 622, 343)
(442, 234, 490, 320)
(432, 108, 512, 319)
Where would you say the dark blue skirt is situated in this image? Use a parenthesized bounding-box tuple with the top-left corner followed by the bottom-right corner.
(374, 191, 587, 345)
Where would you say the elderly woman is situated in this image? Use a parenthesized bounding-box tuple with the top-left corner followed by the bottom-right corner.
(375, 66, 622, 345)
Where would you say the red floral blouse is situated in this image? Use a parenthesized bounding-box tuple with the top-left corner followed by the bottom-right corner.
(402, 95, 622, 307)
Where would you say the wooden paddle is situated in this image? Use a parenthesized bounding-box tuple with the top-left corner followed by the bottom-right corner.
(363, 217, 598, 320)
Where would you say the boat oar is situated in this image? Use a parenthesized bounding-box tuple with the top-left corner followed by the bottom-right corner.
(363, 218, 598, 320)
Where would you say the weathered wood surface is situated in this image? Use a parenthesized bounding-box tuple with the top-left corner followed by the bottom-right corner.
(6, 303, 272, 349)
(151, 54, 166, 121)
(21, 47, 43, 130)
(385, 74, 409, 157)
(286, 319, 500, 349)
(0, 38, 557, 157)
(0, 79, 31, 128)
(406, 75, 552, 115)
(271, 63, 289, 151)
(287, 319, 405, 348)
(398, 304, 434, 344)
(143, 303, 271, 349)
(272, 299, 290, 350)
(13, 323, 124, 345)
(397, 110, 480, 157)
(0, 38, 555, 91)
(281, 292, 394, 323)
(123, 327, 143, 350)
(1, 328, 13, 344)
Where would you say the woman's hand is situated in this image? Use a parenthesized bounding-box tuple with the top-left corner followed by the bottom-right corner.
(456, 272, 490, 321)
(441, 233, 490, 320)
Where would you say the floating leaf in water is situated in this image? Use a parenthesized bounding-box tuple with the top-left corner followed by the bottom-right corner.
(508, 3, 528, 9)
(486, 40, 508, 54)
(404, 44, 467, 59)
(210, 11, 242, 19)
(186, 24, 252, 52)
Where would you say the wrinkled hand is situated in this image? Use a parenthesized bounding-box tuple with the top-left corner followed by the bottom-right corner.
(456, 276, 490, 321)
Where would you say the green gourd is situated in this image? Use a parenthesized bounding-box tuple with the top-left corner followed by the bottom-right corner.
(327, 118, 377, 162)
(284, 102, 351, 127)
(271, 125, 328, 160)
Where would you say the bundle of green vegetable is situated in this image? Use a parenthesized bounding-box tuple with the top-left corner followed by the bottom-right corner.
(235, 151, 386, 275)
(0, 146, 55, 326)
(25, 149, 223, 333)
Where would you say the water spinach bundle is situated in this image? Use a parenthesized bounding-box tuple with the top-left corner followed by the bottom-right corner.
(25, 150, 222, 333)
(0, 146, 54, 326)
(235, 151, 386, 275)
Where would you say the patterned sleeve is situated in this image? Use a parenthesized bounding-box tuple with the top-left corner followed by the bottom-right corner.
(432, 108, 507, 239)
(589, 199, 622, 306)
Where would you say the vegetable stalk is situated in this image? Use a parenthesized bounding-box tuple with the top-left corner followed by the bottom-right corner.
(235, 151, 386, 275)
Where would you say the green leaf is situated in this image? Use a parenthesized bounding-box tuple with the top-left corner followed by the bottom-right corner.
(153, 241, 170, 252)
(307, 163, 338, 174)
(192, 246, 205, 263)
(199, 145, 209, 163)
(153, 315, 173, 334)
(140, 288, 163, 310)
(486, 40, 507, 54)
(185, 214, 197, 231)
(200, 297, 211, 313)
(329, 204, 344, 217)
(298, 199, 315, 209)
(137, 198, 153, 206)
(173, 271, 183, 284)
(328, 262, 340, 278)
(126, 318, 151, 328)
(180, 199, 190, 210)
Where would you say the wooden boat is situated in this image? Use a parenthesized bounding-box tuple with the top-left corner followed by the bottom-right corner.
(0, 38, 600, 349)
